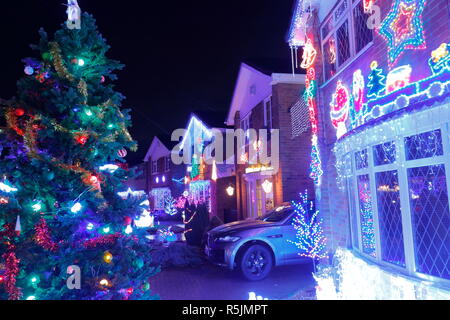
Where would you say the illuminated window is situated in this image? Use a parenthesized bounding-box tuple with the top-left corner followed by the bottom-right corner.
(321, 0, 373, 81)
(337, 21, 350, 66)
(264, 96, 273, 129)
(408, 164, 449, 279)
(344, 119, 450, 282)
(405, 130, 443, 161)
(353, 0, 373, 53)
(357, 174, 376, 257)
(376, 170, 405, 267)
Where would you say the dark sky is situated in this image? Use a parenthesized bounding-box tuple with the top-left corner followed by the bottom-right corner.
(0, 0, 295, 165)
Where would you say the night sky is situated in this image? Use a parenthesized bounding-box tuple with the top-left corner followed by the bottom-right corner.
(0, 0, 295, 165)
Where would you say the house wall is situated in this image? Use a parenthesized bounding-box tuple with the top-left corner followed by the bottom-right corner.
(273, 82, 314, 203)
(233, 80, 312, 218)
(214, 176, 238, 223)
(314, 0, 450, 251)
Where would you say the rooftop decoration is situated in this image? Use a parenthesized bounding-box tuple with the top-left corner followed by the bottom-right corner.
(287, 0, 312, 47)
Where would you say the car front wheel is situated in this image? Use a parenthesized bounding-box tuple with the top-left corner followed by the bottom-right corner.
(238, 244, 273, 281)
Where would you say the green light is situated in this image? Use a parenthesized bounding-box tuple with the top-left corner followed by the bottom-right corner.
(78, 59, 85, 67)
(26, 295, 36, 300)
(32, 202, 42, 212)
(85, 109, 93, 117)
(31, 277, 38, 283)
(103, 226, 111, 234)
(107, 124, 114, 129)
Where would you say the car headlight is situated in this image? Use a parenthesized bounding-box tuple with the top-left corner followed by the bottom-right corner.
(217, 235, 240, 243)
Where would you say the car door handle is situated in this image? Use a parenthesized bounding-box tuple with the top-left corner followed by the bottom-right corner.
(267, 234, 283, 239)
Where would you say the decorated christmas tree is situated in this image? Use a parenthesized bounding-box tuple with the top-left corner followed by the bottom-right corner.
(0, 5, 158, 300)
(288, 191, 327, 260)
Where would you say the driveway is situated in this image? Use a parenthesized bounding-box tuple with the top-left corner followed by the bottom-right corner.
(150, 262, 316, 300)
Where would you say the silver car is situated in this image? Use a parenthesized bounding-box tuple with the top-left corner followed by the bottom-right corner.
(205, 205, 310, 280)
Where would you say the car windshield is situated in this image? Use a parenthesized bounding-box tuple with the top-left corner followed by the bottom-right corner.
(259, 207, 293, 222)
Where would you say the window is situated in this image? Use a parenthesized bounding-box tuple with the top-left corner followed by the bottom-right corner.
(321, 0, 373, 81)
(344, 125, 450, 282)
(165, 156, 171, 172)
(357, 174, 376, 257)
(336, 21, 350, 66)
(408, 165, 449, 279)
(152, 160, 158, 174)
(347, 177, 359, 249)
(353, 0, 373, 53)
(376, 170, 405, 267)
(241, 114, 251, 144)
(405, 129, 443, 160)
(373, 141, 397, 166)
(264, 97, 273, 129)
(355, 149, 368, 169)
(323, 37, 337, 80)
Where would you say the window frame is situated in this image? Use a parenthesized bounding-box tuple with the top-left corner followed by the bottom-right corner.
(345, 121, 450, 285)
(320, 0, 374, 83)
(241, 112, 251, 144)
(165, 156, 171, 172)
(264, 96, 273, 129)
(152, 160, 158, 174)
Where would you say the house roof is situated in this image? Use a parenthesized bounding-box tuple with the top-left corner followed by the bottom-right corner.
(226, 63, 273, 126)
(192, 110, 228, 129)
(143, 136, 170, 162)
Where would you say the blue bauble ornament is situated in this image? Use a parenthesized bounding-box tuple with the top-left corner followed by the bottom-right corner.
(24, 66, 34, 75)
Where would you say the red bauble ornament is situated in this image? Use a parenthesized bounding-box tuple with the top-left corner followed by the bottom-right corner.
(124, 216, 132, 226)
(75, 133, 89, 145)
(14, 109, 25, 117)
(126, 288, 134, 295)
(117, 149, 127, 158)
(71, 58, 78, 64)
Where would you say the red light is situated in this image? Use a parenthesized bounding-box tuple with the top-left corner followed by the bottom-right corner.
(90, 176, 98, 184)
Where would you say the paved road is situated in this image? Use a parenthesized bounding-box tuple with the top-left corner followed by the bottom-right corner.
(150, 262, 316, 300)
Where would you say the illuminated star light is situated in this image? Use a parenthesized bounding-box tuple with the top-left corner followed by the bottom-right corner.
(378, 0, 427, 66)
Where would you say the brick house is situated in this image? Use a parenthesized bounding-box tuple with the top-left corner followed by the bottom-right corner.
(180, 113, 237, 222)
(226, 62, 313, 220)
(143, 136, 185, 212)
(288, 0, 450, 298)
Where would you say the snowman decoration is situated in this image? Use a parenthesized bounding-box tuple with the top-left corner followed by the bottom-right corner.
(66, 0, 81, 30)
(330, 81, 350, 139)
